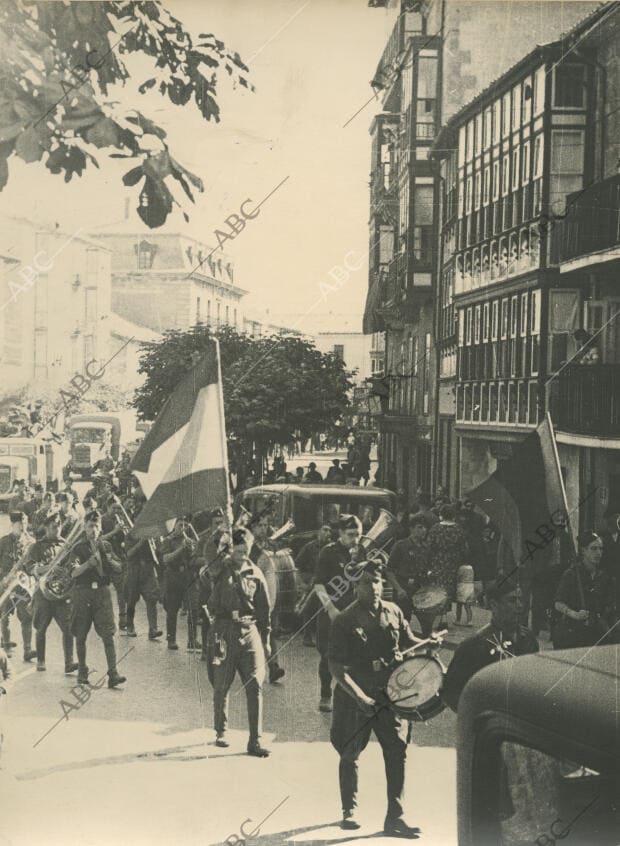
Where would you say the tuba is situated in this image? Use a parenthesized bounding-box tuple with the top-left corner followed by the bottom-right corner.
(0, 538, 36, 610)
(39, 519, 86, 602)
(358, 508, 395, 565)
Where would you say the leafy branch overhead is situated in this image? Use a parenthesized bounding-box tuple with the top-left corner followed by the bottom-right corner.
(0, 1, 254, 227)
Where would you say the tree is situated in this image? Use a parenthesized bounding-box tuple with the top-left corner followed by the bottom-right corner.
(133, 324, 354, 475)
(0, 1, 253, 227)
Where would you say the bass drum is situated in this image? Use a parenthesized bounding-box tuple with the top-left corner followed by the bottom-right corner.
(273, 548, 299, 630)
(385, 654, 446, 722)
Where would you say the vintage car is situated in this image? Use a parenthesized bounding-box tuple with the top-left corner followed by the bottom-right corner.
(457, 644, 619, 846)
(234, 483, 397, 556)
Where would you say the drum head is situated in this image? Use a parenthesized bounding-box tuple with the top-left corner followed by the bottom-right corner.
(412, 585, 447, 611)
(386, 655, 446, 722)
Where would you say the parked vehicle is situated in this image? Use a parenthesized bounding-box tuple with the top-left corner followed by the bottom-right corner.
(0, 437, 69, 509)
(64, 411, 139, 479)
(234, 483, 397, 557)
(457, 645, 618, 846)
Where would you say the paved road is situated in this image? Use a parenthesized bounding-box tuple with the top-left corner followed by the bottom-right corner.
(1, 591, 489, 846)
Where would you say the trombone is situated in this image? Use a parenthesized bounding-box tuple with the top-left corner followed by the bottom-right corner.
(113, 495, 160, 567)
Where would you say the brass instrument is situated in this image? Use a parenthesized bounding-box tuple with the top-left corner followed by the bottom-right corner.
(270, 518, 295, 542)
(39, 519, 86, 602)
(358, 508, 395, 567)
(0, 538, 36, 611)
(113, 495, 159, 566)
(234, 505, 252, 529)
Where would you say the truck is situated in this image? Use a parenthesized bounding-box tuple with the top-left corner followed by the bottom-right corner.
(64, 411, 140, 479)
(0, 437, 69, 509)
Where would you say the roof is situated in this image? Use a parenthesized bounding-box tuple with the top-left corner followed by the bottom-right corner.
(432, 1, 617, 156)
(459, 645, 619, 760)
(109, 312, 161, 344)
(240, 483, 395, 499)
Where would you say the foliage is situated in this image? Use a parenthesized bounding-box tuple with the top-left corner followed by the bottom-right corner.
(133, 324, 354, 457)
(0, 1, 252, 227)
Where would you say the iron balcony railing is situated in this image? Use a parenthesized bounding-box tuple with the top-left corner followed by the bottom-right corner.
(550, 174, 620, 265)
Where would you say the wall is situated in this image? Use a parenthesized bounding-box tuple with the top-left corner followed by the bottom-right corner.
(315, 332, 373, 382)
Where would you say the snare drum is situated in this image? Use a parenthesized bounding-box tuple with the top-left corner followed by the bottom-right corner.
(385, 654, 446, 721)
(411, 585, 448, 617)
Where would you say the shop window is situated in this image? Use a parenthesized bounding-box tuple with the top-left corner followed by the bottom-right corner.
(553, 63, 586, 109)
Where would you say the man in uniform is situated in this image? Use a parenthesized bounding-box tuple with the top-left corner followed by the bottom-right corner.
(31, 491, 56, 540)
(249, 514, 285, 684)
(296, 524, 333, 647)
(101, 496, 128, 630)
(328, 559, 424, 835)
(69, 510, 127, 688)
(441, 579, 539, 712)
(387, 514, 431, 633)
(194, 508, 228, 660)
(206, 528, 272, 756)
(23, 484, 43, 526)
(161, 518, 200, 651)
(124, 529, 162, 640)
(0, 512, 36, 661)
(57, 493, 78, 539)
(314, 514, 362, 712)
(28, 511, 78, 674)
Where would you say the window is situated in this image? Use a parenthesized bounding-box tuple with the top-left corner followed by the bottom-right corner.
(474, 305, 481, 344)
(533, 65, 546, 115)
(458, 126, 466, 167)
(483, 165, 491, 206)
(466, 120, 474, 162)
(522, 76, 533, 123)
(465, 176, 473, 214)
(512, 148, 520, 191)
(500, 299, 509, 339)
(216, 301, 221, 326)
(225, 304, 229, 325)
(549, 130, 584, 212)
(510, 295, 518, 338)
(136, 240, 156, 270)
(554, 63, 586, 108)
(475, 113, 482, 156)
(512, 83, 521, 129)
(492, 160, 500, 202)
(207, 300, 211, 324)
(522, 140, 530, 184)
(458, 310, 465, 346)
(333, 344, 344, 360)
(423, 333, 431, 414)
(233, 308, 237, 327)
(458, 177, 465, 219)
(195, 297, 201, 323)
(482, 302, 490, 342)
(493, 99, 501, 144)
(474, 171, 482, 210)
(533, 134, 544, 178)
(465, 307, 473, 345)
(502, 92, 511, 137)
(483, 107, 492, 149)
(502, 154, 510, 196)
(491, 300, 499, 340)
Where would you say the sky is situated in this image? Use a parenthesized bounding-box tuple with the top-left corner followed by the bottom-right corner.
(1, 0, 397, 334)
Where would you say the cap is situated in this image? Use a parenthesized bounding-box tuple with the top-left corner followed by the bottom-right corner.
(231, 528, 252, 547)
(338, 514, 362, 532)
(44, 510, 61, 526)
(9, 511, 25, 524)
(85, 509, 102, 525)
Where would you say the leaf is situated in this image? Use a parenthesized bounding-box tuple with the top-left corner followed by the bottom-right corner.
(122, 165, 144, 187)
(0, 121, 25, 143)
(15, 126, 44, 163)
(85, 116, 120, 148)
(138, 77, 157, 94)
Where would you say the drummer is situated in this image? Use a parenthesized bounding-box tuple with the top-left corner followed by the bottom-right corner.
(328, 558, 426, 835)
(386, 514, 429, 624)
(441, 577, 538, 712)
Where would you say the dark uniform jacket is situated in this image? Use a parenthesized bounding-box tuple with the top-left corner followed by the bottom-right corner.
(71, 540, 118, 588)
(0, 532, 33, 579)
(101, 514, 126, 559)
(328, 599, 418, 692)
(441, 623, 539, 712)
(554, 564, 615, 630)
(26, 537, 65, 579)
(388, 538, 429, 590)
(314, 541, 356, 611)
(207, 558, 271, 640)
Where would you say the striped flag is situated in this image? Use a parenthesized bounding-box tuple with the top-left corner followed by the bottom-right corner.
(131, 339, 230, 537)
(467, 415, 569, 575)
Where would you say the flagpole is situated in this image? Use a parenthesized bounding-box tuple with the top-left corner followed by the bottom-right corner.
(214, 338, 234, 527)
(545, 411, 576, 554)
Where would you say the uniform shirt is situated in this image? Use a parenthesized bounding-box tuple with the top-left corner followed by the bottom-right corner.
(71, 540, 118, 588)
(26, 537, 66, 579)
(0, 532, 33, 579)
(314, 540, 356, 611)
(388, 537, 429, 588)
(60, 511, 78, 539)
(207, 558, 271, 638)
(554, 564, 615, 624)
(441, 623, 539, 712)
(327, 599, 418, 691)
(31, 506, 52, 539)
(101, 514, 126, 558)
(160, 535, 195, 574)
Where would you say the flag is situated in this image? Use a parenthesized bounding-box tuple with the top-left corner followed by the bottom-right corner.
(131, 340, 230, 538)
(467, 415, 568, 576)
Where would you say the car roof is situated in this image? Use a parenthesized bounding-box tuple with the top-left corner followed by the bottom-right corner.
(239, 484, 395, 498)
(459, 645, 619, 755)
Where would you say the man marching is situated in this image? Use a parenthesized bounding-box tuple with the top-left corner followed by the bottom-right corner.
(328, 559, 425, 835)
(69, 510, 127, 689)
(0, 512, 36, 661)
(206, 528, 272, 757)
(28, 511, 78, 675)
(124, 529, 162, 640)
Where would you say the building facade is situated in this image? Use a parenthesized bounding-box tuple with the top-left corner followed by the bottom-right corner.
(433, 2, 619, 528)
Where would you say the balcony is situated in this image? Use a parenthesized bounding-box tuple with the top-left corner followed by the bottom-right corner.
(371, 11, 424, 92)
(456, 378, 541, 428)
(551, 175, 620, 269)
(548, 364, 620, 439)
(370, 162, 398, 223)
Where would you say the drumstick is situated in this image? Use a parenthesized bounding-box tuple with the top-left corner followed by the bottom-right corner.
(400, 629, 448, 657)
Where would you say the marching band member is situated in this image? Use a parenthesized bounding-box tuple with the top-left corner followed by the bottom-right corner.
(161, 518, 200, 651)
(27, 511, 78, 675)
(101, 496, 128, 631)
(328, 559, 424, 835)
(249, 514, 285, 684)
(32, 491, 56, 540)
(70, 510, 127, 688)
(193, 508, 228, 660)
(124, 530, 162, 640)
(206, 528, 271, 757)
(314, 514, 362, 713)
(0, 512, 36, 661)
(57, 492, 78, 539)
